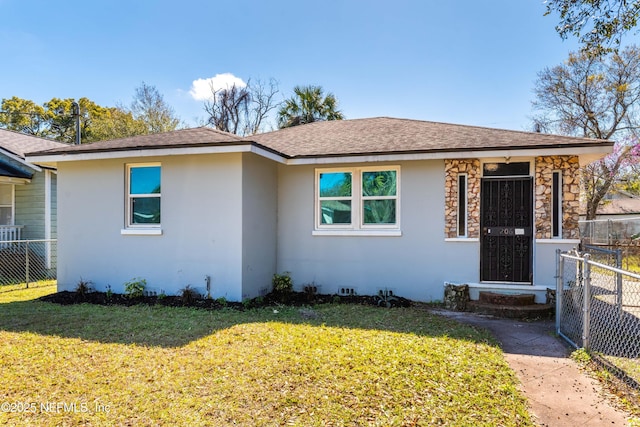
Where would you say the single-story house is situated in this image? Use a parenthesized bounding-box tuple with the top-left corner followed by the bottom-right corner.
(0, 129, 65, 243)
(27, 117, 613, 303)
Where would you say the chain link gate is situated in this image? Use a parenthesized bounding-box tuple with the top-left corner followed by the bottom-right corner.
(557, 249, 640, 393)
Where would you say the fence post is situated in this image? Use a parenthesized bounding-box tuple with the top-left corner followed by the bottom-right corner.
(582, 253, 591, 351)
(25, 240, 30, 289)
(556, 249, 563, 334)
(615, 248, 623, 315)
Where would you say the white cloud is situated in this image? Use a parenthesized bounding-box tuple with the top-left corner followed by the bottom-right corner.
(189, 73, 247, 101)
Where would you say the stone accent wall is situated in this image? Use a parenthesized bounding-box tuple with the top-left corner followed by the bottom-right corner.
(444, 159, 480, 238)
(444, 156, 581, 240)
(535, 155, 581, 239)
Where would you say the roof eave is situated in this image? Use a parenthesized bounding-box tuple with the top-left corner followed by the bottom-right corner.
(284, 143, 613, 165)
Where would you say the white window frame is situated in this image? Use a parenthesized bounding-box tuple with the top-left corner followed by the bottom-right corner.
(552, 170, 563, 238)
(457, 173, 468, 237)
(314, 166, 401, 236)
(124, 163, 162, 234)
(0, 183, 15, 225)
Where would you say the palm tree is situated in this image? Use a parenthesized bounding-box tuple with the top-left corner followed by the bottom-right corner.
(277, 85, 344, 128)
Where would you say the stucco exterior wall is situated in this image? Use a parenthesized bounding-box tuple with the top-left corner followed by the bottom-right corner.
(241, 153, 278, 299)
(56, 154, 245, 299)
(277, 160, 472, 302)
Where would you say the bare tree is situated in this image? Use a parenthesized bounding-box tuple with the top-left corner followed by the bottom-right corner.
(130, 82, 182, 134)
(532, 45, 640, 219)
(204, 78, 279, 136)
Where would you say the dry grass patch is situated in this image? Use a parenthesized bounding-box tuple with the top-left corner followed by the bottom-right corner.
(0, 287, 532, 426)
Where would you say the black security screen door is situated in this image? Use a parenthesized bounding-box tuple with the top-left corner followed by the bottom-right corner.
(480, 177, 533, 283)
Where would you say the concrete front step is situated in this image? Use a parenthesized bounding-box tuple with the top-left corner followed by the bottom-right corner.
(478, 291, 536, 306)
(468, 301, 554, 319)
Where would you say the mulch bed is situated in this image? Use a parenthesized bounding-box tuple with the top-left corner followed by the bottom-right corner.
(39, 290, 412, 310)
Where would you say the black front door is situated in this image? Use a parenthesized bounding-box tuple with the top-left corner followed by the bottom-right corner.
(480, 177, 533, 283)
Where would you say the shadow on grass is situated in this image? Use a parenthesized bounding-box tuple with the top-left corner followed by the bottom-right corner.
(0, 294, 497, 349)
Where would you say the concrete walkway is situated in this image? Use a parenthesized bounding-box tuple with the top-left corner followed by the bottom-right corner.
(434, 309, 634, 426)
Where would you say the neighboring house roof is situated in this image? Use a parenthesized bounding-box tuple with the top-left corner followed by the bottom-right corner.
(0, 129, 67, 179)
(0, 162, 31, 179)
(597, 198, 640, 215)
(26, 117, 614, 164)
(0, 128, 68, 158)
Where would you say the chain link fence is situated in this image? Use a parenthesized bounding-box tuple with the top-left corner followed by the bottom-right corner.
(0, 239, 57, 288)
(579, 217, 640, 272)
(557, 249, 640, 395)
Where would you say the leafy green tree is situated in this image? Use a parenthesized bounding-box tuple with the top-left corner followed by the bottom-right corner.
(532, 46, 640, 219)
(0, 97, 48, 136)
(545, 0, 640, 54)
(0, 83, 180, 144)
(277, 85, 344, 129)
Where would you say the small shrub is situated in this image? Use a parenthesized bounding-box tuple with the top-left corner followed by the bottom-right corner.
(124, 277, 146, 299)
(158, 290, 166, 300)
(180, 285, 200, 305)
(75, 278, 93, 297)
(272, 272, 293, 294)
(105, 285, 113, 300)
(215, 297, 227, 306)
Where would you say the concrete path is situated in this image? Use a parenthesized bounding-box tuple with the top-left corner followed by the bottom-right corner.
(434, 309, 634, 426)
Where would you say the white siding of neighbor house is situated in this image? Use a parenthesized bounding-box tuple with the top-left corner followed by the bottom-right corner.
(241, 153, 278, 299)
(56, 154, 246, 299)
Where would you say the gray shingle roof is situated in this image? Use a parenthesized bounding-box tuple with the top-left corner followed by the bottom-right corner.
(29, 127, 245, 155)
(0, 129, 68, 158)
(26, 117, 613, 159)
(248, 117, 612, 158)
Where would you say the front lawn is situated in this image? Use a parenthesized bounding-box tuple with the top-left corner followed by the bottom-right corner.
(0, 286, 532, 426)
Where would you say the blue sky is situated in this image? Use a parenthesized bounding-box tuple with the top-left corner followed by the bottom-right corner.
(0, 0, 591, 132)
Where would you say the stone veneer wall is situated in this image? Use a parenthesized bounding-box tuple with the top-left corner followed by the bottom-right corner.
(444, 159, 481, 238)
(535, 155, 580, 239)
(444, 156, 581, 240)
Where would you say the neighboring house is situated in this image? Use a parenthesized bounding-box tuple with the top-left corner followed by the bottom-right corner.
(0, 129, 66, 243)
(579, 190, 640, 244)
(585, 190, 640, 220)
(27, 117, 613, 303)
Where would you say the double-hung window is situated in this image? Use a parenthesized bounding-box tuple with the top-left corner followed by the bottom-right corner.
(316, 166, 400, 234)
(126, 163, 161, 230)
(0, 184, 13, 225)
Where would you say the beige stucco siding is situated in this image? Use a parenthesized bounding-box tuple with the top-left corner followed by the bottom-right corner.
(56, 154, 246, 299)
(276, 160, 475, 302)
(241, 153, 278, 299)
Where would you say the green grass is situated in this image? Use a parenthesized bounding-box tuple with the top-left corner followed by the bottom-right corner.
(0, 286, 532, 426)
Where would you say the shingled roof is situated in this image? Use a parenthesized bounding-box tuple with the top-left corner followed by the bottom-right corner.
(26, 117, 613, 160)
(248, 117, 612, 158)
(0, 128, 68, 158)
(28, 127, 246, 156)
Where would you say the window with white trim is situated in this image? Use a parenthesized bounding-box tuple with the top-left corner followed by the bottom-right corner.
(316, 166, 399, 231)
(457, 174, 467, 237)
(552, 171, 562, 238)
(0, 184, 13, 225)
(126, 163, 161, 228)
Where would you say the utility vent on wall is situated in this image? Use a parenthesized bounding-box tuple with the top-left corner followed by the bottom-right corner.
(338, 288, 356, 296)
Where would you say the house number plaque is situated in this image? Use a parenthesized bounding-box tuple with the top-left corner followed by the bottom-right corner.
(484, 227, 530, 236)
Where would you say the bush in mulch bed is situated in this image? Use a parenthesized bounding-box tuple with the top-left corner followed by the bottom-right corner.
(39, 289, 412, 310)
